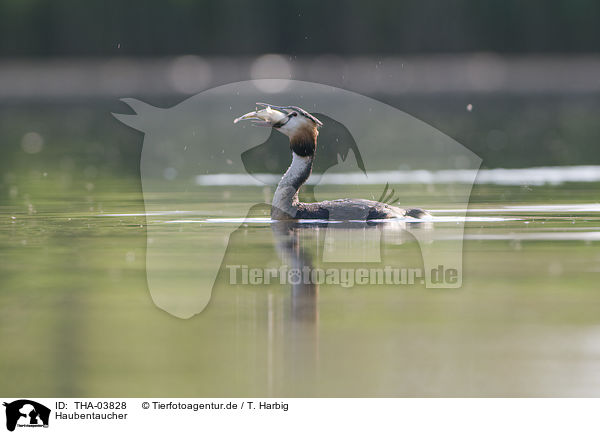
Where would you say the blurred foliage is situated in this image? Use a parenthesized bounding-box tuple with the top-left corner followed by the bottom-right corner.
(0, 0, 600, 57)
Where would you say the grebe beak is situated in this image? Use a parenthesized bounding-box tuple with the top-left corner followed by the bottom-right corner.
(233, 105, 288, 127)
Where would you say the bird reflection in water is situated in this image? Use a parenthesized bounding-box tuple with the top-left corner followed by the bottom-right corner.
(217, 206, 432, 395)
(270, 220, 321, 392)
(268, 218, 432, 394)
(271, 220, 320, 323)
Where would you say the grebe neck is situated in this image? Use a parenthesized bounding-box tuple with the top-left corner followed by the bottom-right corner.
(271, 152, 314, 219)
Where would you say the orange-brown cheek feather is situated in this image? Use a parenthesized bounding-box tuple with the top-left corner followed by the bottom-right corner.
(289, 126, 318, 157)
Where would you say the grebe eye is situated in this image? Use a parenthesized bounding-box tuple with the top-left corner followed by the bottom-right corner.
(291, 112, 298, 117)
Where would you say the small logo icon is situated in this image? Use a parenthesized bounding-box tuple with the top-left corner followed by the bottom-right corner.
(3, 400, 50, 432)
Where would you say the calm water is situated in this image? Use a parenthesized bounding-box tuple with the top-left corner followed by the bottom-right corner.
(1, 181, 600, 397)
(2, 93, 600, 396)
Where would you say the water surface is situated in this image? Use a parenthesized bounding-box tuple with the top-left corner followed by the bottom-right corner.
(2, 181, 600, 397)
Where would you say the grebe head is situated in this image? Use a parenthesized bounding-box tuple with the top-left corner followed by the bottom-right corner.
(234, 103, 323, 156)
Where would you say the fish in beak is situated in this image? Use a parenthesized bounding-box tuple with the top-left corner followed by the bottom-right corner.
(233, 105, 288, 127)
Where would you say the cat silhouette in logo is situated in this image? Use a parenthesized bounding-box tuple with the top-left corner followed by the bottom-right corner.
(3, 400, 50, 431)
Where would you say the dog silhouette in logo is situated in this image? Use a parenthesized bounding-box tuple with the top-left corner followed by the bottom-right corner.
(3, 400, 50, 431)
(113, 80, 481, 318)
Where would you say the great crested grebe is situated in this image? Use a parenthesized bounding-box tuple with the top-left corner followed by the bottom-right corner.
(234, 103, 430, 220)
